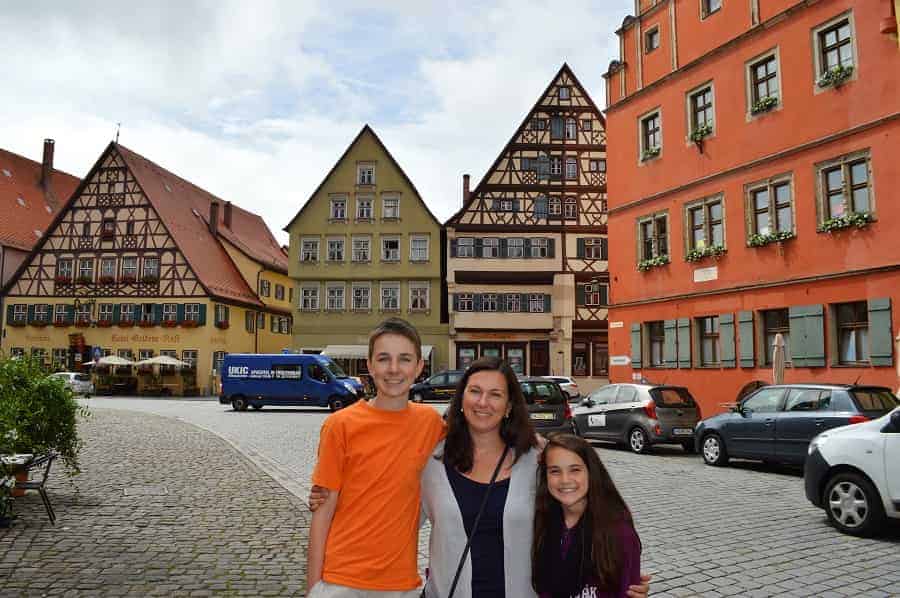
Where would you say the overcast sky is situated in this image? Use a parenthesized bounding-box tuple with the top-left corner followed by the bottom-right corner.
(1, 1, 632, 243)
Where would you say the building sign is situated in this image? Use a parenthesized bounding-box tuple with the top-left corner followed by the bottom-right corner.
(609, 355, 631, 366)
(693, 266, 718, 283)
(608, 321, 624, 329)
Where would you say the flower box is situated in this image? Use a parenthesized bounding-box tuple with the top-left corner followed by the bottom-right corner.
(99, 276, 116, 285)
(54, 276, 72, 284)
(96, 320, 113, 328)
(29, 321, 49, 328)
(690, 123, 713, 143)
(8, 321, 26, 327)
(76, 276, 93, 285)
(121, 276, 137, 284)
(685, 244, 726, 262)
(117, 320, 135, 328)
(637, 255, 670, 272)
(141, 275, 159, 284)
(181, 320, 199, 328)
(137, 321, 155, 328)
(751, 96, 778, 115)
(74, 320, 91, 328)
(214, 321, 229, 330)
(817, 65, 853, 88)
(52, 321, 71, 328)
(748, 230, 795, 247)
(161, 320, 178, 328)
(641, 146, 661, 161)
(817, 211, 873, 233)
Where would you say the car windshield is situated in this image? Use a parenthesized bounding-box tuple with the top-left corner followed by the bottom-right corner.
(74, 374, 91, 382)
(651, 387, 696, 408)
(851, 389, 900, 411)
(521, 382, 566, 405)
(320, 358, 348, 378)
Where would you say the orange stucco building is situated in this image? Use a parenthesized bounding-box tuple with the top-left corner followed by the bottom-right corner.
(604, 0, 900, 416)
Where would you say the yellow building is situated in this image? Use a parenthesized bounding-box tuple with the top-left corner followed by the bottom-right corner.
(284, 125, 449, 375)
(1, 142, 291, 395)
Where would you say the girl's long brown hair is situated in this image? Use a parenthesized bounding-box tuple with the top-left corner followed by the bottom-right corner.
(442, 357, 536, 472)
(531, 433, 633, 592)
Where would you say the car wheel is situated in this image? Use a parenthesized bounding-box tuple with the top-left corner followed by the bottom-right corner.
(701, 433, 728, 466)
(329, 396, 344, 412)
(628, 427, 649, 454)
(251, 404, 263, 411)
(681, 439, 696, 453)
(232, 396, 248, 412)
(824, 472, 886, 537)
(412, 393, 424, 403)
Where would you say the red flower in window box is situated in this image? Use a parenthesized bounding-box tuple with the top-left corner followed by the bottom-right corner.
(181, 320, 199, 328)
(96, 320, 113, 328)
(214, 321, 229, 330)
(138, 320, 155, 328)
(76, 276, 93, 284)
(54, 275, 72, 284)
(161, 320, 178, 328)
(30, 321, 49, 328)
(141, 275, 159, 284)
(99, 276, 116, 285)
(121, 275, 137, 284)
(75, 320, 91, 328)
(53, 320, 71, 328)
(117, 320, 135, 328)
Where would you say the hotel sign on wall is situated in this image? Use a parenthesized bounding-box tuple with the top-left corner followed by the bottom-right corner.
(112, 333, 183, 344)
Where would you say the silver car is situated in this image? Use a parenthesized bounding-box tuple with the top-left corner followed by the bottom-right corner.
(572, 384, 701, 454)
(48, 372, 94, 396)
(544, 376, 581, 401)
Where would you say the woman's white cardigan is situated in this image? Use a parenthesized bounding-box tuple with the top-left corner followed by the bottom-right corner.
(420, 440, 539, 598)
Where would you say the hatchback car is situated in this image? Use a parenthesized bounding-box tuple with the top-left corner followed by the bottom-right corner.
(696, 384, 900, 467)
(572, 384, 701, 454)
(410, 370, 465, 403)
(519, 377, 573, 435)
(48, 372, 94, 396)
(544, 376, 581, 401)
(805, 407, 900, 536)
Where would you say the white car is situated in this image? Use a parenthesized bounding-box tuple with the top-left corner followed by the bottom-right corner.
(545, 376, 580, 401)
(48, 372, 94, 396)
(805, 407, 900, 536)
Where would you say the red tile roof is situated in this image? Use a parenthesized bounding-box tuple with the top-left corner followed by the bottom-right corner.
(0, 147, 80, 251)
(115, 144, 286, 307)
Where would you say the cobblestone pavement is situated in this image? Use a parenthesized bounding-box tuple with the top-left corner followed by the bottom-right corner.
(15, 397, 900, 597)
(1, 407, 310, 597)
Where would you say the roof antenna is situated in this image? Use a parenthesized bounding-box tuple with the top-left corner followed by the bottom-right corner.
(115, 122, 121, 144)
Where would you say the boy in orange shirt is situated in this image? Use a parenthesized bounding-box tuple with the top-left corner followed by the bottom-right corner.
(307, 318, 446, 596)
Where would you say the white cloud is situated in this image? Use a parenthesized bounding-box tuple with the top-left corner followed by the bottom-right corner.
(0, 1, 632, 244)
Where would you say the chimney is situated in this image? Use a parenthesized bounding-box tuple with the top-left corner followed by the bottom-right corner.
(462, 174, 471, 204)
(224, 201, 233, 229)
(41, 139, 55, 189)
(209, 201, 219, 236)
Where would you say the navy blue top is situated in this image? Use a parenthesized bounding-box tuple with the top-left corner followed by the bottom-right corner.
(446, 463, 510, 598)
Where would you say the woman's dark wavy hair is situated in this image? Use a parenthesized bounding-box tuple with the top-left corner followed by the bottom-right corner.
(442, 357, 536, 472)
(531, 433, 635, 592)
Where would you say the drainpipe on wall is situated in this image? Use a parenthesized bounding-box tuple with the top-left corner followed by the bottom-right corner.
(255, 268, 262, 354)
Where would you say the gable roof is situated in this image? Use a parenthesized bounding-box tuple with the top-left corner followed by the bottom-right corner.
(283, 124, 442, 231)
(0, 146, 80, 251)
(445, 63, 606, 226)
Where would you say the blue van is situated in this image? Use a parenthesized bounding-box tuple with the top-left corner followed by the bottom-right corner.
(219, 353, 365, 412)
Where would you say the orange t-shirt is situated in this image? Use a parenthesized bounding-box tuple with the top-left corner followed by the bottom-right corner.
(312, 400, 446, 591)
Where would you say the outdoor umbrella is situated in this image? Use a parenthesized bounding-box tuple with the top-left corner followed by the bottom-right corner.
(96, 355, 134, 366)
(772, 332, 786, 385)
(134, 355, 190, 368)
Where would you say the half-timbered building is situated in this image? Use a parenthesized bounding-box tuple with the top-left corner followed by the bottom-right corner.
(445, 64, 609, 379)
(1, 142, 291, 395)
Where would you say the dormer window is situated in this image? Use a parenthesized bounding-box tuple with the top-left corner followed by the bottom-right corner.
(558, 86, 570, 100)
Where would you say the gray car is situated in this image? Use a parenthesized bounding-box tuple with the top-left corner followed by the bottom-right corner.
(572, 384, 701, 454)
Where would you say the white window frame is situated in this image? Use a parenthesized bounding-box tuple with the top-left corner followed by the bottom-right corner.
(356, 196, 373, 220)
(380, 282, 400, 312)
(352, 283, 371, 311)
(300, 237, 319, 262)
(35, 304, 49, 322)
(585, 282, 608, 306)
(565, 157, 578, 180)
(529, 294, 545, 313)
(644, 25, 660, 52)
(326, 283, 345, 311)
(99, 303, 114, 320)
(507, 238, 525, 258)
(381, 236, 401, 262)
(301, 285, 320, 311)
(457, 293, 474, 312)
(329, 196, 347, 220)
(564, 197, 578, 220)
(75, 303, 92, 323)
(13, 304, 26, 323)
(78, 258, 94, 281)
(54, 304, 67, 323)
(185, 303, 200, 322)
(162, 303, 177, 322)
(120, 303, 134, 322)
(357, 164, 375, 185)
(409, 282, 430, 312)
(351, 236, 371, 262)
(327, 238, 345, 262)
(382, 195, 400, 219)
(482, 293, 498, 312)
(584, 238, 606, 260)
(142, 256, 160, 278)
(549, 197, 562, 217)
(457, 237, 475, 258)
(550, 157, 562, 176)
(505, 294, 521, 313)
(409, 235, 429, 262)
(530, 238, 549, 258)
(483, 238, 500, 258)
(121, 256, 137, 278)
(564, 118, 577, 140)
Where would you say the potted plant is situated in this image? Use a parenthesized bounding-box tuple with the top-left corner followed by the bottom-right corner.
(817, 211, 873, 233)
(751, 96, 778, 115)
(748, 230, 795, 247)
(96, 320, 113, 328)
(641, 146, 661, 161)
(117, 320, 135, 328)
(690, 123, 713, 143)
(685, 244, 726, 262)
(52, 320, 70, 328)
(75, 319, 91, 328)
(161, 320, 178, 328)
(137, 320, 155, 328)
(0, 429, 18, 527)
(817, 64, 853, 88)
(180, 320, 199, 328)
(638, 255, 670, 272)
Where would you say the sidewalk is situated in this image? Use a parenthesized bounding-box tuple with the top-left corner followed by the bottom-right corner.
(0, 408, 310, 597)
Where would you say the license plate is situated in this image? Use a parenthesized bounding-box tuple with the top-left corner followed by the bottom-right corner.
(673, 428, 694, 435)
(530, 412, 555, 420)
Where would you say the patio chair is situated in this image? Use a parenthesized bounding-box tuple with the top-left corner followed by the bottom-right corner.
(17, 451, 59, 524)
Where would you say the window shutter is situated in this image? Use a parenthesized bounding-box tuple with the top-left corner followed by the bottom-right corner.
(450, 239, 458, 258)
(576, 238, 585, 258)
(868, 298, 892, 366)
(520, 293, 529, 310)
(576, 284, 586, 306)
(176, 304, 185, 323)
(543, 294, 551, 313)
(600, 285, 609, 306)
(112, 304, 121, 323)
(512, 199, 520, 212)
(499, 238, 508, 258)
(738, 311, 755, 367)
(551, 117, 563, 139)
(27, 304, 35, 323)
(474, 294, 483, 312)
(663, 320, 677, 368)
(547, 238, 555, 258)
(474, 238, 484, 257)
(65, 304, 75, 321)
(720, 313, 736, 368)
(198, 304, 207, 325)
(789, 305, 825, 367)
(601, 238, 608, 261)
(677, 318, 691, 368)
(523, 239, 532, 257)
(497, 295, 506, 312)
(452, 294, 459, 312)
(5, 305, 13, 324)
(152, 304, 163, 324)
(631, 323, 643, 369)
(224, 305, 230, 323)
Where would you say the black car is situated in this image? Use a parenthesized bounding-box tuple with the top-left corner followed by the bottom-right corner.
(695, 384, 900, 467)
(410, 370, 465, 403)
(519, 377, 573, 435)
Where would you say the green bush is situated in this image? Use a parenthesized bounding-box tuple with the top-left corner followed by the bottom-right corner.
(0, 355, 89, 474)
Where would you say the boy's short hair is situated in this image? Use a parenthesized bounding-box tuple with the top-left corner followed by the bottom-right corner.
(368, 317, 423, 360)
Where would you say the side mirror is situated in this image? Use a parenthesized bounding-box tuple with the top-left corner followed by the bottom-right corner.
(740, 406, 753, 417)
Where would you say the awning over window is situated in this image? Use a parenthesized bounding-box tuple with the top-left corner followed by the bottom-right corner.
(322, 345, 434, 360)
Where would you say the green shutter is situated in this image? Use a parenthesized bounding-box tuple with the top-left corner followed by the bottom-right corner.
(543, 294, 551, 313)
(576, 284, 586, 306)
(27, 305, 35, 323)
(474, 294, 483, 311)
(112, 304, 121, 323)
(520, 293, 529, 309)
(176, 304, 185, 323)
(576, 238, 585, 258)
(497, 295, 506, 312)
(868, 298, 893, 366)
(65, 304, 75, 321)
(452, 294, 459, 312)
(523, 239, 532, 257)
(499, 238, 508, 258)
(720, 313, 736, 368)
(631, 323, 643, 369)
(5, 305, 14, 325)
(789, 305, 825, 367)
(152, 304, 162, 324)
(547, 238, 555, 258)
(663, 319, 677, 368)
(677, 318, 691, 369)
(474, 238, 484, 257)
(601, 238, 608, 261)
(450, 239, 458, 258)
(198, 304, 207, 325)
(738, 311, 755, 367)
